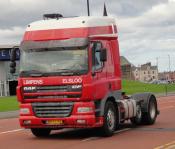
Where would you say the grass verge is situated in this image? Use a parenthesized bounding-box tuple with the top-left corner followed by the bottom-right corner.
(122, 80, 175, 94)
(0, 96, 19, 112)
(0, 80, 175, 112)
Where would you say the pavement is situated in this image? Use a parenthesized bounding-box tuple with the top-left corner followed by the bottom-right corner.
(0, 110, 19, 119)
(0, 96, 175, 149)
(155, 92, 175, 97)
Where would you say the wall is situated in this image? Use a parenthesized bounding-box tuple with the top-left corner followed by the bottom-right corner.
(0, 62, 6, 81)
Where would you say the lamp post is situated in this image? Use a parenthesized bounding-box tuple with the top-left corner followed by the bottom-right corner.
(156, 57, 158, 71)
(168, 54, 171, 73)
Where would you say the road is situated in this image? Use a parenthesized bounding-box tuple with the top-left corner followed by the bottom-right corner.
(0, 96, 175, 149)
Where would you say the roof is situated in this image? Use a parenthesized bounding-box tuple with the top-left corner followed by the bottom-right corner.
(140, 62, 157, 70)
(120, 56, 131, 66)
(27, 16, 117, 31)
(0, 44, 19, 49)
(151, 66, 158, 70)
(24, 16, 118, 41)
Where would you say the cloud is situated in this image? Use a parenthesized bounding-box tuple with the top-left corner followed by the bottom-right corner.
(117, 0, 175, 71)
(0, 0, 88, 28)
(0, 0, 174, 71)
(0, 0, 168, 28)
(0, 26, 25, 44)
(108, 0, 167, 17)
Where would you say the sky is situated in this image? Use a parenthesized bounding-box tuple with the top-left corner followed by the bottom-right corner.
(0, 0, 175, 72)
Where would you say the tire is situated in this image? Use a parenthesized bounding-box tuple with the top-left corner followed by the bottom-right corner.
(130, 104, 142, 125)
(31, 128, 51, 137)
(101, 101, 117, 137)
(142, 97, 157, 125)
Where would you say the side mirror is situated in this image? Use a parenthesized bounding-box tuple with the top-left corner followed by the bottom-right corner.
(10, 67, 16, 74)
(100, 48, 107, 62)
(10, 48, 17, 62)
(10, 47, 18, 74)
(10, 61, 16, 68)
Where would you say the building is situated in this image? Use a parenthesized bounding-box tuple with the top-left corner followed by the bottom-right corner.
(132, 62, 158, 82)
(120, 56, 134, 80)
(159, 71, 175, 82)
(0, 45, 19, 96)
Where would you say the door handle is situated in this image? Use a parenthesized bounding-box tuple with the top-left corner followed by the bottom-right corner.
(108, 83, 112, 90)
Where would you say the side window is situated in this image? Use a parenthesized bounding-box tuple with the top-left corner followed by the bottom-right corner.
(92, 42, 103, 70)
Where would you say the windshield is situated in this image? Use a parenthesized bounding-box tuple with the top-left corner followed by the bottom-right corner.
(19, 46, 88, 77)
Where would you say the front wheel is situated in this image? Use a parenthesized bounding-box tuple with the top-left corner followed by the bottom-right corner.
(101, 101, 117, 137)
(31, 128, 51, 137)
(142, 97, 158, 125)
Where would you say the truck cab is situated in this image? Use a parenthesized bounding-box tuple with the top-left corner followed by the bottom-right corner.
(10, 14, 159, 137)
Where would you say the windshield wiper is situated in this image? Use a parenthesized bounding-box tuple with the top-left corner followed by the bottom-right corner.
(57, 69, 80, 75)
(55, 69, 73, 72)
(55, 69, 83, 75)
(20, 69, 88, 77)
(20, 70, 46, 77)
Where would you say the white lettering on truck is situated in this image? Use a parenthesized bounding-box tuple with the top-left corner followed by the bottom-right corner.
(23, 80, 43, 85)
(62, 78, 82, 84)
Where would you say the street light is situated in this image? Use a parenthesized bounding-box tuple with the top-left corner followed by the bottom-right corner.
(168, 54, 171, 72)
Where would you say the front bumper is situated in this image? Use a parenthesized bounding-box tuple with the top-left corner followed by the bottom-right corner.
(20, 115, 103, 128)
(19, 102, 103, 128)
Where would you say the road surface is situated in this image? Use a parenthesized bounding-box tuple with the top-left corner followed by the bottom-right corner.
(0, 96, 175, 149)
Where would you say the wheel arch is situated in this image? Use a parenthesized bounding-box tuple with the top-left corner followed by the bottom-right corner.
(131, 92, 158, 113)
(98, 91, 121, 116)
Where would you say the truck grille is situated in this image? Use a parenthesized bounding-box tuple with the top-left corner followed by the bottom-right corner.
(24, 94, 81, 99)
(33, 86, 68, 92)
(23, 85, 82, 100)
(23, 85, 82, 93)
(32, 102, 73, 118)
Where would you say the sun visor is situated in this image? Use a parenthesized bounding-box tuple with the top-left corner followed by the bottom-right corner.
(20, 38, 88, 51)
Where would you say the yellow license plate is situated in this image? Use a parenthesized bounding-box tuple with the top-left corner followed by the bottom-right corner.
(46, 120, 63, 125)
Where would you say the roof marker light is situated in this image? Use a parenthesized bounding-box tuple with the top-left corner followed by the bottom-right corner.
(43, 13, 63, 20)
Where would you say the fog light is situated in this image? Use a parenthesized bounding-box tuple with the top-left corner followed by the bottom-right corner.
(77, 119, 86, 124)
(23, 120, 31, 125)
(20, 108, 30, 114)
(77, 107, 93, 113)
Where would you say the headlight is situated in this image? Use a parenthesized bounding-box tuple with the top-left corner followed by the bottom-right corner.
(77, 107, 93, 113)
(20, 108, 30, 114)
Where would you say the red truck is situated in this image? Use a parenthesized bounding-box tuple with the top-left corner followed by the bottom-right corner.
(10, 14, 159, 137)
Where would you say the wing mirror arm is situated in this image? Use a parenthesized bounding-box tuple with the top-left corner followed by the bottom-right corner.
(100, 48, 107, 62)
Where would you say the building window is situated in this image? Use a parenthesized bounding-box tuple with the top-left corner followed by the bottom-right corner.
(152, 71, 154, 74)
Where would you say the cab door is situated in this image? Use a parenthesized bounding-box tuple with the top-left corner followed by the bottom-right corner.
(91, 41, 108, 99)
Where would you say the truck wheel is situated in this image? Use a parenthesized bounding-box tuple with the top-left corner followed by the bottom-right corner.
(101, 101, 117, 137)
(130, 104, 142, 125)
(31, 128, 51, 137)
(142, 97, 157, 125)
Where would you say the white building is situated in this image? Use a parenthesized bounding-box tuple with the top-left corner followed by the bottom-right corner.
(132, 62, 158, 82)
(0, 45, 19, 96)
